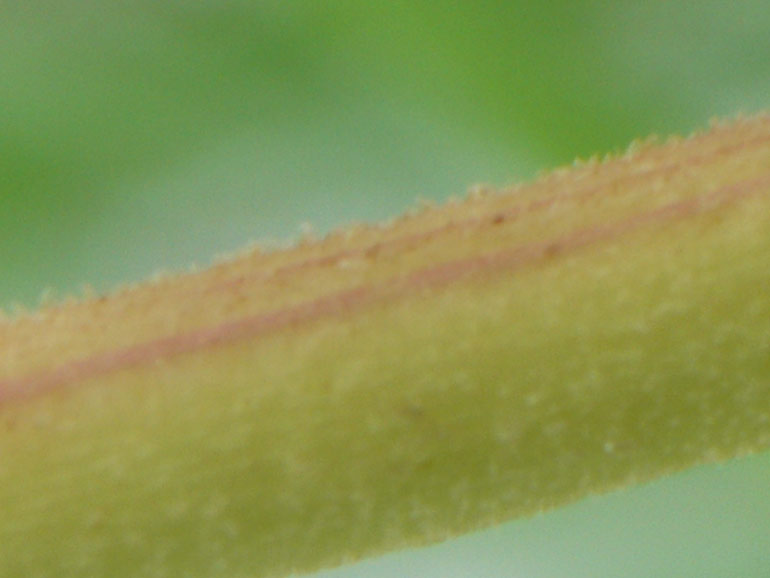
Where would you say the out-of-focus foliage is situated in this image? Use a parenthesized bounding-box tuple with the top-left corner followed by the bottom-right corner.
(3, 2, 769, 306)
(2, 2, 769, 577)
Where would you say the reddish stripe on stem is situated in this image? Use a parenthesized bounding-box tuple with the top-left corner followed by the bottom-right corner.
(206, 128, 770, 295)
(1, 174, 769, 406)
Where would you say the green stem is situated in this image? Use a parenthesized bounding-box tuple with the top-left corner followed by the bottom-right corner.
(1, 115, 770, 577)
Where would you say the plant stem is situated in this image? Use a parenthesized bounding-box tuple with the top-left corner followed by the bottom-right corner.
(1, 115, 770, 577)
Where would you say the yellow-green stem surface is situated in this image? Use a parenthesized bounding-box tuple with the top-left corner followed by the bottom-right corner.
(2, 116, 770, 577)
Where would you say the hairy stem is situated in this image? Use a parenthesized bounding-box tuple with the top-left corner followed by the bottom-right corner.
(1, 115, 770, 577)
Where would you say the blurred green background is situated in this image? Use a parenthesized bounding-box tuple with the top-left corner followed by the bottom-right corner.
(2, 2, 769, 576)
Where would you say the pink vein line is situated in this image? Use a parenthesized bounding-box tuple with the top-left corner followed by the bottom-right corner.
(2, 175, 769, 406)
(207, 129, 770, 295)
